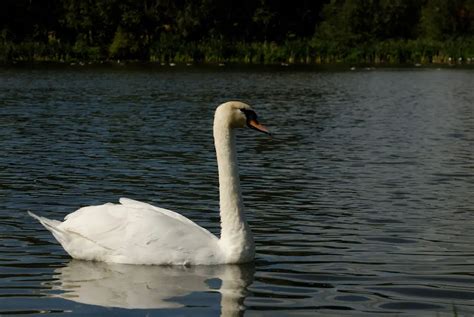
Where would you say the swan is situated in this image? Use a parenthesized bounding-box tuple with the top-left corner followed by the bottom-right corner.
(29, 101, 270, 265)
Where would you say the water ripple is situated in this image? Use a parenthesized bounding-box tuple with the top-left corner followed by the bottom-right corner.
(0, 67, 473, 316)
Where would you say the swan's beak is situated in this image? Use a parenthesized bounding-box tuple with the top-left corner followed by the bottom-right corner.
(248, 119, 271, 135)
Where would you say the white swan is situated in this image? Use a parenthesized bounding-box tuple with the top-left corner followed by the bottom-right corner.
(29, 101, 270, 265)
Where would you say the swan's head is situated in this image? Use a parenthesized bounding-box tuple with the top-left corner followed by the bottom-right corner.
(216, 101, 270, 135)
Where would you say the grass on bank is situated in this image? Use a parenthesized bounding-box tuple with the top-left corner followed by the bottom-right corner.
(1, 37, 473, 66)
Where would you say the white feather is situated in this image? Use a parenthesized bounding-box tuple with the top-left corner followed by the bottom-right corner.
(29, 101, 263, 265)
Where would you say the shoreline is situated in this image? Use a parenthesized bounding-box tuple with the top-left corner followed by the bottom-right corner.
(1, 60, 473, 71)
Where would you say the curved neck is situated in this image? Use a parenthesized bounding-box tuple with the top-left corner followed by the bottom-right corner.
(214, 119, 254, 262)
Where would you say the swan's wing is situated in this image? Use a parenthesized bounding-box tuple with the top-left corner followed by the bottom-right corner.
(54, 199, 220, 265)
(118, 197, 214, 237)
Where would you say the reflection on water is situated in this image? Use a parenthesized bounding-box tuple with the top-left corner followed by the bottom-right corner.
(52, 260, 253, 314)
(0, 66, 473, 316)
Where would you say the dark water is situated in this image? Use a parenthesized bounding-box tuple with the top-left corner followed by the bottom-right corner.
(1, 66, 473, 316)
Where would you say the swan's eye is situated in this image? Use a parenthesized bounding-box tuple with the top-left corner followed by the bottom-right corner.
(239, 109, 257, 121)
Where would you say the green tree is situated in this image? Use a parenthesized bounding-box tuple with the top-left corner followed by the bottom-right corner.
(420, 0, 473, 40)
(375, 0, 422, 39)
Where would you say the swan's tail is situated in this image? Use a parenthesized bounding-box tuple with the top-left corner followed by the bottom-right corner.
(28, 211, 67, 243)
(28, 212, 109, 261)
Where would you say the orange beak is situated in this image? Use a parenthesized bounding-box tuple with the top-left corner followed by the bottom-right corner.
(248, 119, 271, 135)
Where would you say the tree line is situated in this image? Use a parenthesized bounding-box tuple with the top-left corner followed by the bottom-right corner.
(1, 0, 473, 65)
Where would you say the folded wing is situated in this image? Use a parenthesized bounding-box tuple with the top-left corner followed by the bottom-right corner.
(40, 198, 221, 265)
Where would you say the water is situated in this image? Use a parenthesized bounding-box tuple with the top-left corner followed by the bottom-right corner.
(1, 65, 473, 316)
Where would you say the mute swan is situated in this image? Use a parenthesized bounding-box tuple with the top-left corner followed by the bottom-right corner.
(29, 101, 270, 265)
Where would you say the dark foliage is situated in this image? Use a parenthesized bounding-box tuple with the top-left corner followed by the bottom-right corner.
(1, 0, 473, 64)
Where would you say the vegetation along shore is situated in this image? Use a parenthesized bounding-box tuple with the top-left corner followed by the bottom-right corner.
(1, 0, 473, 65)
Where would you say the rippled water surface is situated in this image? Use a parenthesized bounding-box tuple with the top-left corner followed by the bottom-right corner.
(1, 66, 473, 316)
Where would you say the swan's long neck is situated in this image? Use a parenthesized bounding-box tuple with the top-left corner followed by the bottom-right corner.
(214, 118, 254, 263)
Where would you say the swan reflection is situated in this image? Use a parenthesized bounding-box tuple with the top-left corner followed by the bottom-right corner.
(52, 260, 254, 314)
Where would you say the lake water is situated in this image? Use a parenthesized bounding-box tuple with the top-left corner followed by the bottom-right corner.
(0, 65, 473, 316)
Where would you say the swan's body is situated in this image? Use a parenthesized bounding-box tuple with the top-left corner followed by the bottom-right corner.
(29, 101, 269, 265)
